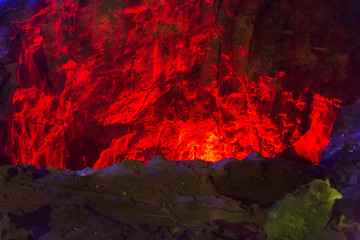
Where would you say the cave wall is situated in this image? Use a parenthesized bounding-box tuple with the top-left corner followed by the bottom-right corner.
(0, 0, 359, 169)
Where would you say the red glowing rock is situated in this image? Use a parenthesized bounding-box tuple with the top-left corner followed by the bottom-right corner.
(3, 0, 360, 169)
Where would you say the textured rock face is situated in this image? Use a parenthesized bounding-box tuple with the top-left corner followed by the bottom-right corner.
(320, 97, 360, 230)
(1, 0, 359, 169)
(0, 158, 355, 240)
(322, 98, 360, 169)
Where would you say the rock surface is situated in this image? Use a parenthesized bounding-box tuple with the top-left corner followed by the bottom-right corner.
(1, 0, 359, 169)
(0, 2, 360, 238)
(321, 98, 360, 231)
(0, 157, 358, 240)
(322, 98, 360, 169)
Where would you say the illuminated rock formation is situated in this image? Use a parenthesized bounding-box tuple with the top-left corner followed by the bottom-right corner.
(1, 0, 359, 169)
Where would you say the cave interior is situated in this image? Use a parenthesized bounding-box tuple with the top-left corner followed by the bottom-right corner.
(0, 0, 360, 239)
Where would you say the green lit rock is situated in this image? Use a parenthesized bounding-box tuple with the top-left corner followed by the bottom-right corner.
(264, 179, 342, 240)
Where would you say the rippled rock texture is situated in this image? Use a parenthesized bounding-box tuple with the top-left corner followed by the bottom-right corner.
(0, 157, 358, 240)
(1, 0, 360, 169)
